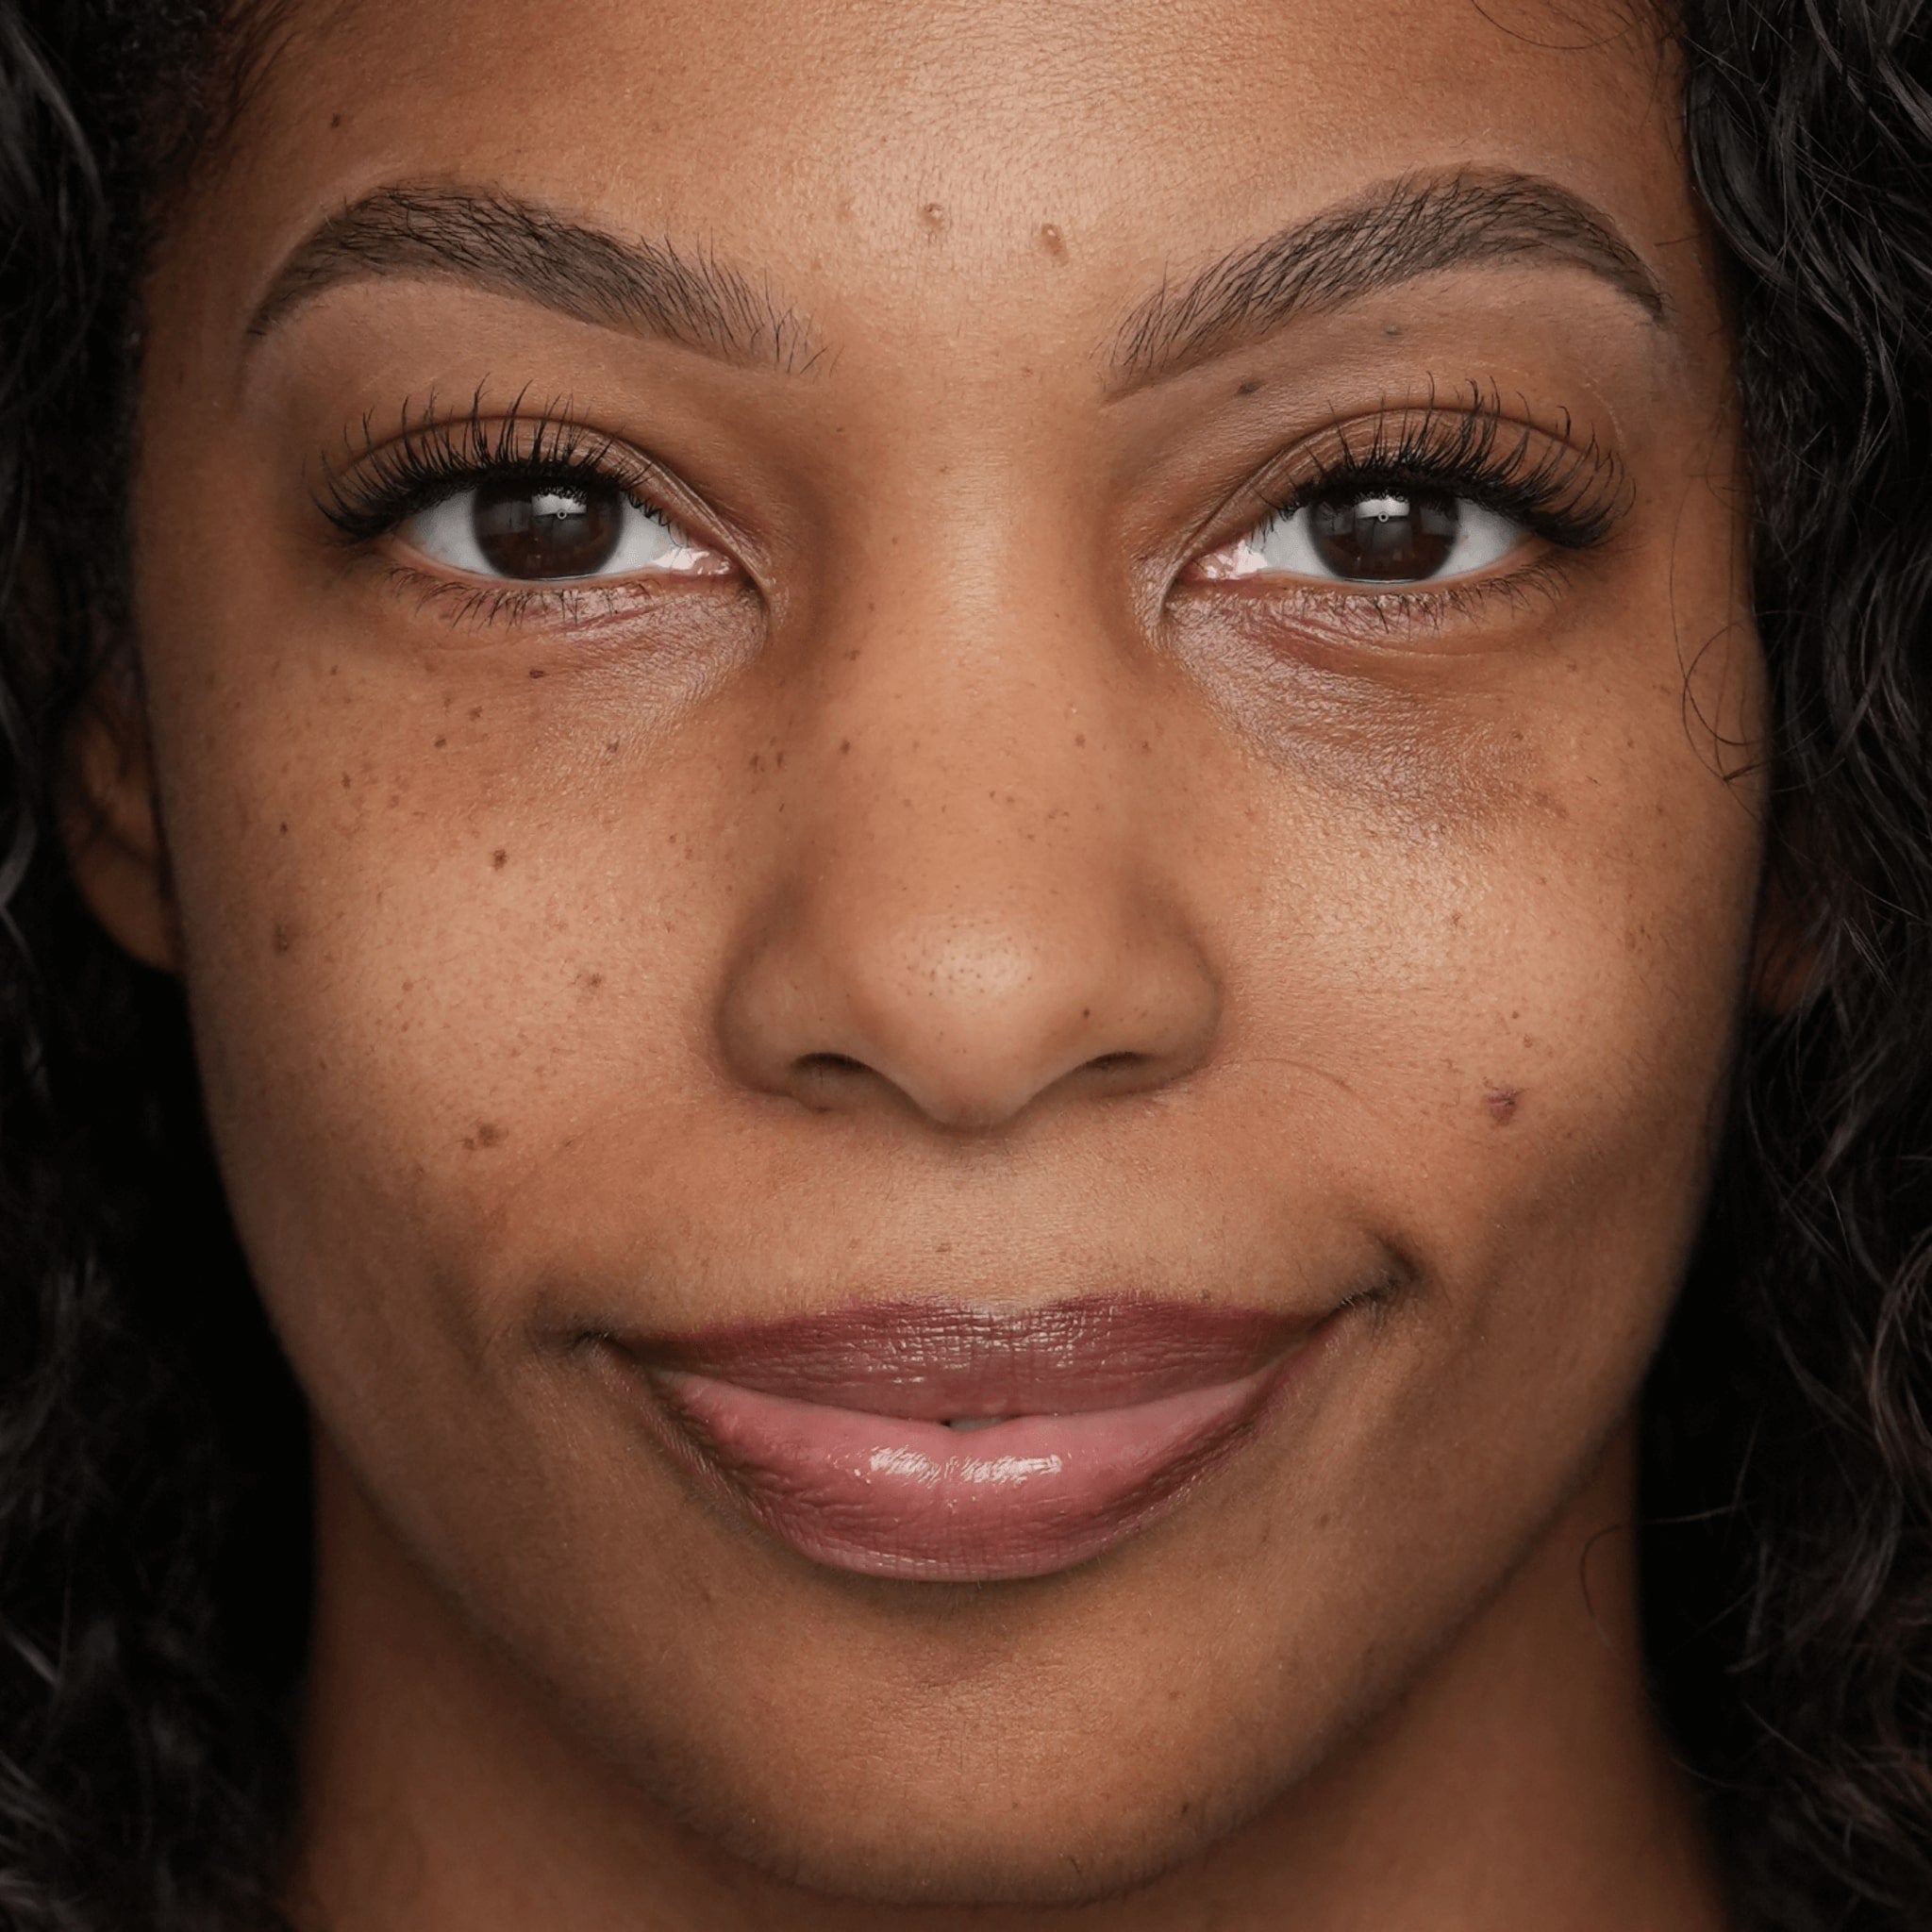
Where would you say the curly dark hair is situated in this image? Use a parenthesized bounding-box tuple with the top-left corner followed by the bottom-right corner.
(0, 0, 1927, 1925)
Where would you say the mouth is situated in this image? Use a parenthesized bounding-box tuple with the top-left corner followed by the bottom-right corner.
(596, 1297, 1337, 1583)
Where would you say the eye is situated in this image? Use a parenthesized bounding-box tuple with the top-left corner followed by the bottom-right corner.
(399, 477, 733, 583)
(1196, 489, 1527, 587)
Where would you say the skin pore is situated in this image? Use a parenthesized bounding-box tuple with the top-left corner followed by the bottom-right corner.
(66, 0, 1766, 1925)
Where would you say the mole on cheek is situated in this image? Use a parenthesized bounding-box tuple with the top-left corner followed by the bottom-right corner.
(461, 1122, 506, 1153)
(1486, 1088, 1522, 1126)
(491, 848, 508, 870)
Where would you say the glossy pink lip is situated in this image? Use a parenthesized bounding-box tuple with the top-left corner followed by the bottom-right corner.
(601, 1299, 1327, 1582)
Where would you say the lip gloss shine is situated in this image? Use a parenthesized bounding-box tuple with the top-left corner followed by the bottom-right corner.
(602, 1298, 1327, 1582)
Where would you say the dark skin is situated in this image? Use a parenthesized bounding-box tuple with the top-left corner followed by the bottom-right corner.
(67, 0, 1767, 1924)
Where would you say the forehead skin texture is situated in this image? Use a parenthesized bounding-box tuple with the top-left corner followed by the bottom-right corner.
(94, 0, 1759, 1925)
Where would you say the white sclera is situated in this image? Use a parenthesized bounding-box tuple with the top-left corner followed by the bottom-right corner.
(1203, 492, 1526, 585)
(402, 485, 726, 581)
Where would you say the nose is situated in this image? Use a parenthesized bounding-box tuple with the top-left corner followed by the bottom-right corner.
(716, 623, 1220, 1133)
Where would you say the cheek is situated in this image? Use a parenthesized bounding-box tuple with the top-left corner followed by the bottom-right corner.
(1204, 636, 1763, 1475)
(141, 612, 762, 1447)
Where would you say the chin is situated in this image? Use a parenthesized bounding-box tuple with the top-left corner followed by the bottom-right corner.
(683, 1785, 1235, 1912)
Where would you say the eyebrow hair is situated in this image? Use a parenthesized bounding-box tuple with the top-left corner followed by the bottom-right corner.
(247, 186, 820, 373)
(1108, 171, 1668, 393)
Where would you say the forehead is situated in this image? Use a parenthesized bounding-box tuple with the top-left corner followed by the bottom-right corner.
(180, 0, 1690, 354)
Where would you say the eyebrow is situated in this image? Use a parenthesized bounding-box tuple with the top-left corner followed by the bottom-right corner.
(247, 186, 819, 372)
(1108, 171, 1668, 394)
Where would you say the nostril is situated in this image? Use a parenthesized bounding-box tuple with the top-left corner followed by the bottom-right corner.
(796, 1052, 870, 1076)
(788, 1051, 881, 1111)
(1078, 1050, 1160, 1091)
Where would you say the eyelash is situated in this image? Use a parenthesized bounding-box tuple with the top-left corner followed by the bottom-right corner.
(1247, 383, 1629, 557)
(317, 391, 681, 550)
(318, 384, 1625, 635)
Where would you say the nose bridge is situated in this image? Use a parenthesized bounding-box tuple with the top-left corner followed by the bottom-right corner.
(717, 534, 1220, 1130)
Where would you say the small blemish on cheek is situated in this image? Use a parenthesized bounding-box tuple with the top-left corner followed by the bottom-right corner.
(491, 848, 508, 870)
(271, 921, 294, 956)
(920, 202, 946, 234)
(462, 1122, 506, 1152)
(1038, 223, 1066, 259)
(1486, 1088, 1522, 1126)
(1236, 377, 1263, 396)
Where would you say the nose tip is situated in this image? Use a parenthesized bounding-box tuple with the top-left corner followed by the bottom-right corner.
(719, 907, 1220, 1131)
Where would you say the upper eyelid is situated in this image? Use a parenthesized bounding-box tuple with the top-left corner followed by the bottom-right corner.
(314, 401, 753, 567)
(1243, 403, 1628, 532)
(319, 414, 664, 521)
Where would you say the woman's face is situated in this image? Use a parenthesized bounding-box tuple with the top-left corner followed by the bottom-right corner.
(85, 0, 1762, 1911)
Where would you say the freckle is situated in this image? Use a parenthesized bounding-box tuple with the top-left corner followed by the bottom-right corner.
(1384, 323, 1403, 338)
(491, 848, 508, 869)
(528, 667, 546, 679)
(774, 750, 785, 770)
(920, 202, 945, 232)
(1074, 733, 1086, 748)
(469, 707, 483, 721)
(341, 772, 351, 790)
(465, 1122, 506, 1151)
(272, 922, 294, 956)
(329, 110, 342, 129)
(749, 753, 764, 773)
(607, 741, 621, 756)
(278, 820, 289, 836)
(1237, 377, 1263, 396)
(434, 737, 447, 749)
(1038, 223, 1066, 259)
(1486, 1088, 1521, 1125)
(840, 740, 852, 755)
(844, 648, 861, 661)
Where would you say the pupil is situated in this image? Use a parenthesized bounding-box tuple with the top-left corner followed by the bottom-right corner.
(471, 479, 624, 579)
(1309, 491, 1458, 581)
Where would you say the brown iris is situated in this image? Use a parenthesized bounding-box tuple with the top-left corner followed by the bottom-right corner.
(1308, 491, 1459, 581)
(470, 479, 625, 579)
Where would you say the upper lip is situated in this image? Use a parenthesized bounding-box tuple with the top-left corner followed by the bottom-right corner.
(602, 1295, 1328, 1419)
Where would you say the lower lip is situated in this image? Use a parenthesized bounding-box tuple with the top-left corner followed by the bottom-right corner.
(626, 1353, 1305, 1583)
